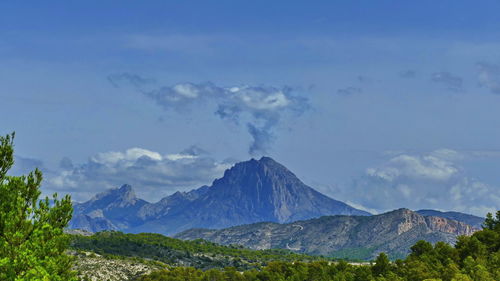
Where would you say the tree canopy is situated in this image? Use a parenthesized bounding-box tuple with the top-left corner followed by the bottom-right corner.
(0, 133, 76, 280)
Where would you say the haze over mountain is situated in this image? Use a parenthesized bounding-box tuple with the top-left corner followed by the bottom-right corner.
(70, 157, 369, 235)
(175, 208, 478, 260)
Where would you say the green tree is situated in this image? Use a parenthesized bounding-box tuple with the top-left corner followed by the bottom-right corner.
(372, 252, 391, 277)
(0, 133, 76, 280)
(410, 240, 434, 257)
(483, 211, 500, 231)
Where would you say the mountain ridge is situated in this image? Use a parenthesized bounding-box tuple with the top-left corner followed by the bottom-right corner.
(174, 208, 478, 259)
(70, 157, 369, 235)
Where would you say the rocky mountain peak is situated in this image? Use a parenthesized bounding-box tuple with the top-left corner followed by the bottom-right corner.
(90, 184, 137, 204)
(116, 184, 138, 203)
(74, 184, 148, 229)
(213, 156, 300, 191)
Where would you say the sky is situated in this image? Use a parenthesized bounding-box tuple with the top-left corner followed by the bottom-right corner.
(1, 1, 500, 216)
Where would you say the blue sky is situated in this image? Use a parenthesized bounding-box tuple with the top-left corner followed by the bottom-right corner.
(2, 1, 500, 216)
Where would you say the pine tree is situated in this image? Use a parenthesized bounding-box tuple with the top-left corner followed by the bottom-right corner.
(0, 133, 76, 280)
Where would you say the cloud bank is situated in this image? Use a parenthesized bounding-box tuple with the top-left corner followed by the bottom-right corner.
(108, 75, 309, 155)
(46, 146, 232, 202)
(347, 149, 499, 217)
(11, 156, 45, 176)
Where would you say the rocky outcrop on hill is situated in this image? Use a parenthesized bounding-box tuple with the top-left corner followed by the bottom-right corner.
(417, 209, 485, 229)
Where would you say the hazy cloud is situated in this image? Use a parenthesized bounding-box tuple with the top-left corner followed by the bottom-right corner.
(477, 62, 500, 94)
(357, 75, 370, 83)
(46, 147, 232, 202)
(11, 156, 44, 176)
(347, 149, 499, 217)
(431, 72, 463, 92)
(59, 157, 74, 170)
(337, 87, 362, 96)
(108, 76, 310, 156)
(399, 70, 417, 79)
(108, 73, 155, 88)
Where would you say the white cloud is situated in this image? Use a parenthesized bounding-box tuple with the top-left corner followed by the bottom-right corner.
(91, 148, 163, 166)
(107, 76, 310, 155)
(367, 153, 459, 182)
(45, 146, 233, 202)
(348, 149, 499, 217)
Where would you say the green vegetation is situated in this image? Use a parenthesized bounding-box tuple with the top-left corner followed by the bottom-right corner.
(70, 231, 328, 271)
(330, 247, 376, 261)
(134, 211, 500, 281)
(0, 133, 76, 280)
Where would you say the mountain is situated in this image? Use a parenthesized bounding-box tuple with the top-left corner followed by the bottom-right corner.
(70, 184, 149, 232)
(128, 157, 369, 235)
(70, 157, 369, 235)
(136, 185, 210, 221)
(416, 209, 484, 229)
(175, 208, 478, 260)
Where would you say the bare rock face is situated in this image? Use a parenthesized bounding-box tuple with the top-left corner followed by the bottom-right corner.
(175, 209, 478, 259)
(417, 209, 485, 229)
(425, 216, 477, 236)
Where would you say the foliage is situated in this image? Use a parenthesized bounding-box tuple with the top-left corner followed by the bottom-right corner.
(70, 231, 328, 271)
(330, 247, 376, 261)
(0, 133, 76, 280)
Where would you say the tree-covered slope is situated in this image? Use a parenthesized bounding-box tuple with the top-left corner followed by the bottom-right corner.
(69, 231, 328, 271)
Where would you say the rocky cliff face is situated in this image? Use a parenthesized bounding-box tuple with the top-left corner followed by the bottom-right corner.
(417, 209, 485, 229)
(425, 215, 476, 235)
(175, 209, 478, 259)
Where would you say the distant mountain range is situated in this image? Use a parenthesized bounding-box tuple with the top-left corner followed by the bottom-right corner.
(68, 156, 484, 259)
(175, 208, 478, 260)
(70, 157, 369, 235)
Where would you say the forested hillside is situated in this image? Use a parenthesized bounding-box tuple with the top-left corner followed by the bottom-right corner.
(70, 231, 328, 272)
